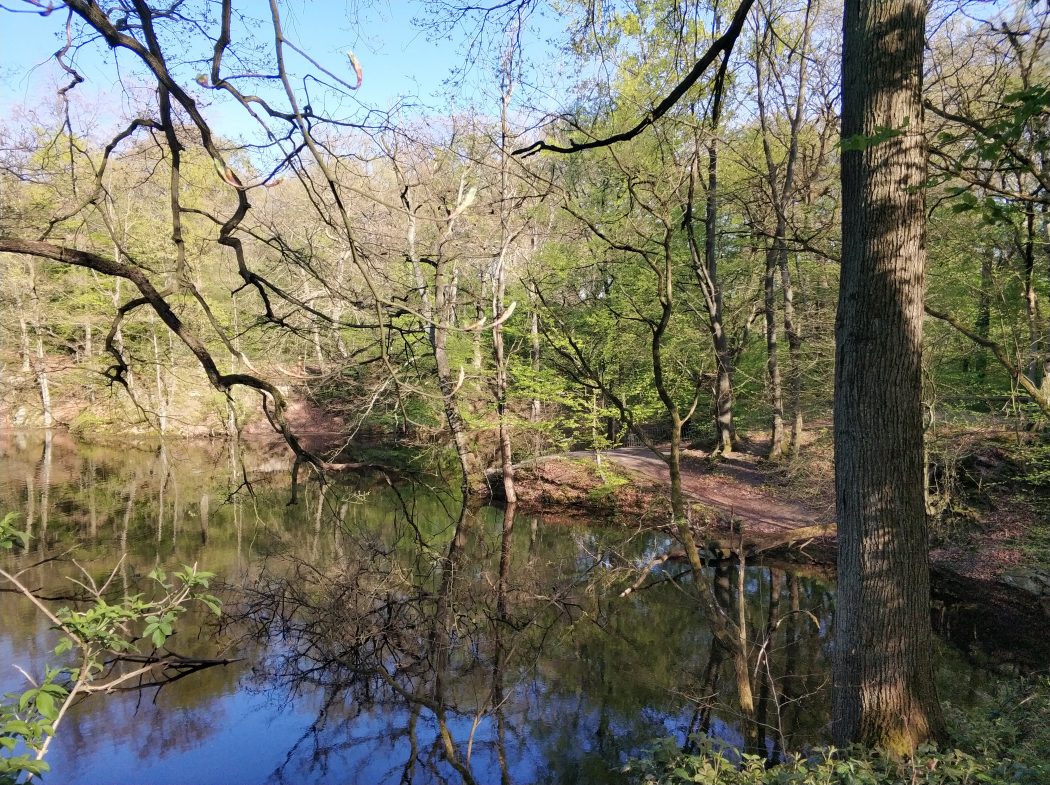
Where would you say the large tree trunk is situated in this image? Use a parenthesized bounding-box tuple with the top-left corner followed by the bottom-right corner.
(834, 0, 945, 752)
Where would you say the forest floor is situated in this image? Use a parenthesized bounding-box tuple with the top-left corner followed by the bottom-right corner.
(578, 445, 833, 536)
(509, 426, 1050, 609)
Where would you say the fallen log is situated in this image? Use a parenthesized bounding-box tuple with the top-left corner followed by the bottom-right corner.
(703, 523, 836, 558)
(619, 523, 836, 597)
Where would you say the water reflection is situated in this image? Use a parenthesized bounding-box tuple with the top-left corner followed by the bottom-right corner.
(0, 433, 1025, 785)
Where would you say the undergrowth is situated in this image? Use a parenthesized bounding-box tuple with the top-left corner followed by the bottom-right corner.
(626, 677, 1050, 785)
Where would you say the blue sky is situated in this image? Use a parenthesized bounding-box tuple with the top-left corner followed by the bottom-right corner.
(0, 1, 569, 140)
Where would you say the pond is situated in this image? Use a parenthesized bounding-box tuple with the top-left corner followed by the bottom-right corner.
(0, 433, 1030, 785)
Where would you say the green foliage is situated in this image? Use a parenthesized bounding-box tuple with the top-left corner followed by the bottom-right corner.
(584, 461, 631, 502)
(0, 514, 28, 552)
(67, 411, 110, 440)
(627, 678, 1050, 785)
(1020, 525, 1050, 568)
(943, 677, 1050, 775)
(626, 740, 1041, 785)
(0, 514, 221, 782)
(50, 564, 219, 657)
(840, 118, 909, 152)
(941, 83, 1050, 175)
(1014, 439, 1050, 489)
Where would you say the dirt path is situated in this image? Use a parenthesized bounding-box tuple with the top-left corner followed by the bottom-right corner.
(571, 446, 833, 536)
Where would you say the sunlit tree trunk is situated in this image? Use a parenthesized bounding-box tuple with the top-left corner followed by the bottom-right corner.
(686, 139, 736, 456)
(434, 262, 479, 491)
(1041, 200, 1050, 399)
(763, 246, 786, 458)
(705, 141, 737, 456)
(1021, 202, 1040, 386)
(150, 321, 168, 435)
(754, 3, 815, 459)
(34, 336, 53, 430)
(780, 254, 804, 456)
(401, 177, 480, 496)
(973, 254, 993, 379)
(834, 0, 945, 752)
(16, 295, 31, 374)
(530, 304, 542, 457)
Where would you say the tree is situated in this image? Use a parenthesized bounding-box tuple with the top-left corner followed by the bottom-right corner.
(750, 0, 820, 459)
(522, 0, 950, 752)
(832, 0, 945, 751)
(924, 2, 1050, 417)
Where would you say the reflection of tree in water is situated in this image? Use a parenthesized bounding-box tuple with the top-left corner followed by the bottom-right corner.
(230, 491, 835, 785)
(5, 436, 1043, 783)
(1, 436, 837, 783)
(58, 676, 237, 763)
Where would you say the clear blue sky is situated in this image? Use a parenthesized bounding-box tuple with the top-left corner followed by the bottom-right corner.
(0, 1, 568, 140)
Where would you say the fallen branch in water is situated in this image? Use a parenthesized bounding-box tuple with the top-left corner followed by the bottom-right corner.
(619, 523, 836, 598)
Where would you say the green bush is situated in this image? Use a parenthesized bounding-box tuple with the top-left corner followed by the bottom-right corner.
(624, 738, 1044, 785)
(626, 678, 1050, 785)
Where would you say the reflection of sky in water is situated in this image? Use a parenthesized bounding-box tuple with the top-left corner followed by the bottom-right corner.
(51, 688, 307, 785)
(1, 434, 1012, 784)
(0, 435, 829, 784)
(28, 671, 684, 784)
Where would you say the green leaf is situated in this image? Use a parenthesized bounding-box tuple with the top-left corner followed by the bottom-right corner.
(34, 692, 56, 721)
(840, 118, 910, 152)
(147, 567, 167, 583)
(0, 513, 29, 550)
(200, 595, 222, 616)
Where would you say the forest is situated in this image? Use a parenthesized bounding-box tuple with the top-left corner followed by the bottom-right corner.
(0, 0, 1049, 783)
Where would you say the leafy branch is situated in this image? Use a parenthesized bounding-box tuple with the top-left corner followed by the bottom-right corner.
(0, 514, 232, 783)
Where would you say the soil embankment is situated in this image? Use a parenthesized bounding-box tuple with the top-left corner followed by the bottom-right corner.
(582, 447, 832, 533)
(501, 446, 834, 547)
(493, 454, 673, 523)
(506, 443, 1050, 611)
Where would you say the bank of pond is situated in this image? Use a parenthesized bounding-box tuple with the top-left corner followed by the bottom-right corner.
(0, 434, 1046, 785)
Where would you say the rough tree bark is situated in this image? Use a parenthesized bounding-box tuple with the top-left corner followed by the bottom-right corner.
(833, 0, 946, 752)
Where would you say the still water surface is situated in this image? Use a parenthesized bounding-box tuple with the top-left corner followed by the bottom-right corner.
(0, 433, 1012, 784)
